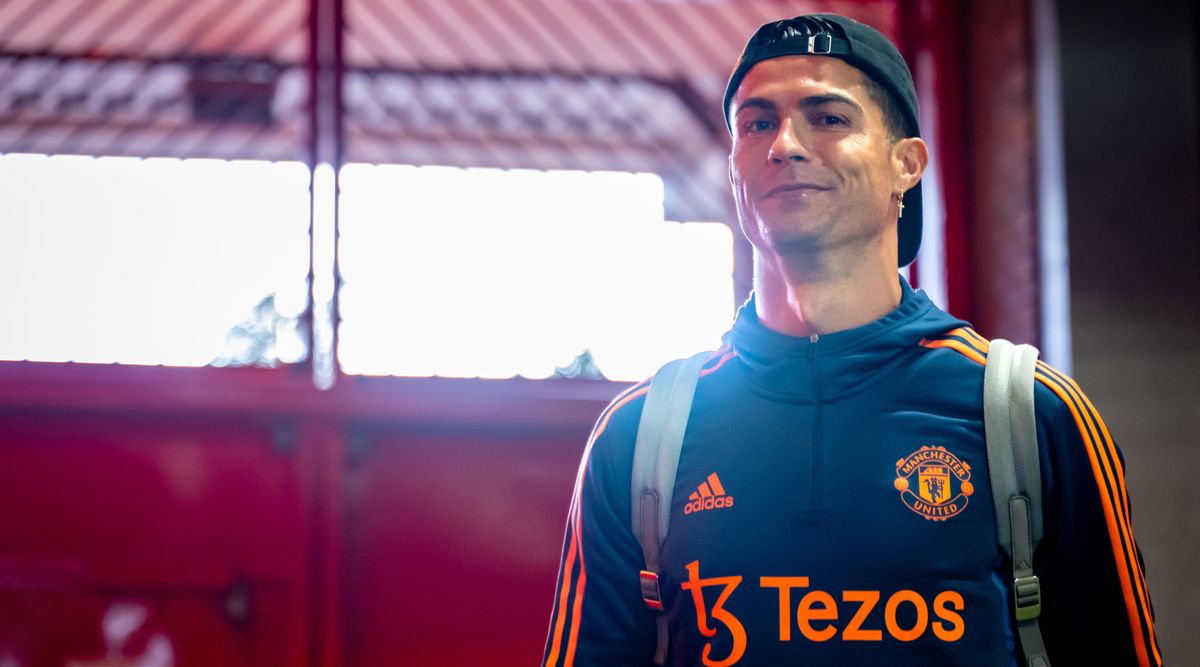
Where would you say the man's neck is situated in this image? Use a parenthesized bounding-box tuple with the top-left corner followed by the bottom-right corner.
(752, 244, 903, 338)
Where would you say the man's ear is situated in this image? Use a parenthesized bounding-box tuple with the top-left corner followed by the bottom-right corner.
(892, 137, 929, 192)
(728, 152, 735, 187)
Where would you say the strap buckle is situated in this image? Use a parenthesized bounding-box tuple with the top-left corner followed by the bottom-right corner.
(1013, 574, 1041, 621)
(640, 570, 663, 610)
(807, 33, 833, 54)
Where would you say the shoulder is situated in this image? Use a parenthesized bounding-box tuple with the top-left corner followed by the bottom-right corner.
(917, 327, 1097, 424)
(908, 327, 990, 398)
(575, 349, 731, 509)
(1029, 359, 1103, 427)
(587, 346, 736, 457)
(916, 326, 991, 367)
(589, 379, 651, 455)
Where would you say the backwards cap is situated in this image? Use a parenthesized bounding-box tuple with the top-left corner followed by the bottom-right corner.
(723, 14, 923, 267)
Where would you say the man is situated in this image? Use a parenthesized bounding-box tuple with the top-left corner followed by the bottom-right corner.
(543, 13, 1160, 667)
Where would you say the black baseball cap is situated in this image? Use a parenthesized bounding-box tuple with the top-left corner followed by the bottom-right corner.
(724, 14, 923, 267)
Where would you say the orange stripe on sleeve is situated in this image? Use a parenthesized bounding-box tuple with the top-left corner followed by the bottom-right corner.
(1034, 369, 1159, 666)
(564, 490, 588, 667)
(1035, 363, 1135, 552)
(919, 337, 988, 366)
(959, 327, 991, 349)
(700, 349, 737, 377)
(1035, 366, 1160, 665)
(554, 352, 726, 666)
(1038, 362, 1134, 520)
(923, 329, 1158, 664)
(545, 522, 579, 667)
(589, 384, 651, 451)
(546, 384, 650, 666)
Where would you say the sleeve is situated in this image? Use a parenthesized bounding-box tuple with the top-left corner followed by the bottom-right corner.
(542, 394, 658, 667)
(1032, 365, 1162, 666)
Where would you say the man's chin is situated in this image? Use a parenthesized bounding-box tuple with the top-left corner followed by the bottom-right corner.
(756, 219, 829, 254)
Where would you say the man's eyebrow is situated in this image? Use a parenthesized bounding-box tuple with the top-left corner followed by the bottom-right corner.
(732, 97, 777, 115)
(733, 93, 864, 116)
(800, 93, 864, 113)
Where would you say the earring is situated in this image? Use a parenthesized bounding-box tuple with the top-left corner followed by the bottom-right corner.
(896, 192, 906, 219)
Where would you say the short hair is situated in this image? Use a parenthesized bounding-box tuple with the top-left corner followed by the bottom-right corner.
(863, 76, 911, 143)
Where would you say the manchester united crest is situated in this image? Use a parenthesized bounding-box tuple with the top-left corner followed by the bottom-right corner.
(894, 446, 974, 521)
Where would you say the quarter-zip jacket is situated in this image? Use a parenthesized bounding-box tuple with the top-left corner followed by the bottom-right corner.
(544, 280, 1160, 667)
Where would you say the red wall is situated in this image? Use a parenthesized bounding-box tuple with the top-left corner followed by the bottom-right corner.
(343, 428, 584, 665)
(0, 363, 613, 667)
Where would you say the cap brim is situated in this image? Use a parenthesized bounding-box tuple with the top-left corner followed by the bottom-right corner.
(898, 185, 922, 267)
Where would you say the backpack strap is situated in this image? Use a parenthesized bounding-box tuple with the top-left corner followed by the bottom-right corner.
(631, 350, 711, 666)
(984, 339, 1051, 667)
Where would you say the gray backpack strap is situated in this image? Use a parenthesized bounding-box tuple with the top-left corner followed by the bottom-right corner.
(631, 350, 711, 666)
(984, 339, 1050, 667)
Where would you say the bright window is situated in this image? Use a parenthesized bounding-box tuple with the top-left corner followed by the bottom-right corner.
(0, 156, 735, 381)
(0, 154, 311, 367)
(337, 164, 734, 382)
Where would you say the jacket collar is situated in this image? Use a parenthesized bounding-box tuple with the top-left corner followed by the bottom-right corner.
(726, 278, 968, 401)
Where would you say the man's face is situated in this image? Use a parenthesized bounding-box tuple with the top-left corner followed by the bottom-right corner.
(728, 55, 908, 260)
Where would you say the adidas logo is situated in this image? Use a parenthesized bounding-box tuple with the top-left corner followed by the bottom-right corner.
(685, 473, 734, 515)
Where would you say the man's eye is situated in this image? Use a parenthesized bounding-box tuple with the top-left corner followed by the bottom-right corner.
(744, 119, 775, 134)
(817, 115, 847, 127)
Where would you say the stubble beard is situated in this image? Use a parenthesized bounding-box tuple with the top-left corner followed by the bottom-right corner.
(750, 199, 893, 284)
(754, 202, 838, 259)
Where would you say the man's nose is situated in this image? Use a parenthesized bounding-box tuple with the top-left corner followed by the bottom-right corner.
(767, 118, 811, 164)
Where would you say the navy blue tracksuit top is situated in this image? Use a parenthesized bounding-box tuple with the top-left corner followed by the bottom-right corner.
(544, 280, 1160, 667)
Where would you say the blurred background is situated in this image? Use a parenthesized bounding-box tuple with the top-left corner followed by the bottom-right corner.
(0, 0, 1195, 665)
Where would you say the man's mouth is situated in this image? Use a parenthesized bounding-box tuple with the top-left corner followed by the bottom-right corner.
(764, 183, 832, 198)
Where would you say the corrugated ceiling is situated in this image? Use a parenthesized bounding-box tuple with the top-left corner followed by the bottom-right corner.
(0, 0, 899, 220)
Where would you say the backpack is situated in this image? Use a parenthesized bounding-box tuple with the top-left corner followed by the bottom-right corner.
(630, 339, 1051, 667)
